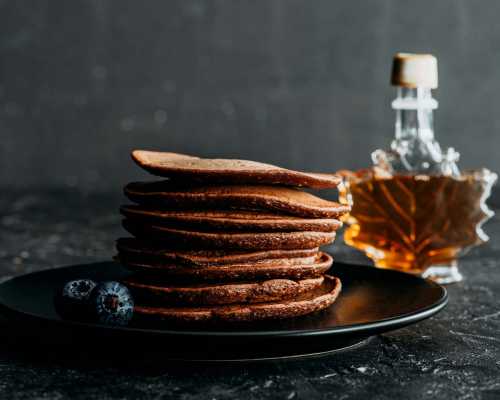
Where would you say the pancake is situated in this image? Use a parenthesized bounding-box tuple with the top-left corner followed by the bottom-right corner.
(118, 248, 318, 268)
(117, 252, 333, 281)
(116, 238, 319, 266)
(124, 182, 350, 218)
(131, 150, 341, 189)
(122, 219, 336, 250)
(120, 205, 342, 232)
(133, 275, 341, 323)
(124, 276, 324, 306)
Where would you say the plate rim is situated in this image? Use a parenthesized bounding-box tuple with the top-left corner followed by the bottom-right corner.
(0, 261, 448, 338)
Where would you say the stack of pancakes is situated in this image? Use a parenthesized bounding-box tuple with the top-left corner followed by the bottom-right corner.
(117, 150, 349, 324)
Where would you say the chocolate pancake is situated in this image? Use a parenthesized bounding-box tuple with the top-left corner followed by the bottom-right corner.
(122, 219, 336, 250)
(116, 238, 319, 266)
(131, 150, 341, 189)
(133, 275, 341, 323)
(124, 182, 350, 218)
(120, 205, 342, 232)
(117, 252, 333, 281)
(124, 276, 324, 306)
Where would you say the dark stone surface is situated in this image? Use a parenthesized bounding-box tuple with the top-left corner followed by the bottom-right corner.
(0, 189, 499, 399)
(1, 0, 500, 190)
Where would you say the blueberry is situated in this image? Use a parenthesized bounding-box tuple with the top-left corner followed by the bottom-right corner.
(62, 279, 97, 301)
(55, 279, 97, 319)
(90, 281, 134, 326)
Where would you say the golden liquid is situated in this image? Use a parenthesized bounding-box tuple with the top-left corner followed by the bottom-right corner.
(339, 170, 491, 274)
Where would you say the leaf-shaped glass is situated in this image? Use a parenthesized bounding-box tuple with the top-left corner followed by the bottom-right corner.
(339, 168, 497, 284)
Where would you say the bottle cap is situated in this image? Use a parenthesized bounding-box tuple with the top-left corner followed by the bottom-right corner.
(391, 53, 438, 89)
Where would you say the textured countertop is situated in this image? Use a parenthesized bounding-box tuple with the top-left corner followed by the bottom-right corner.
(0, 189, 499, 400)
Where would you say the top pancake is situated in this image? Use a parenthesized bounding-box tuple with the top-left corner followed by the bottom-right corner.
(132, 150, 341, 189)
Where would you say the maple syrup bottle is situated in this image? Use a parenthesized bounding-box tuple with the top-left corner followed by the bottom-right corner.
(339, 53, 497, 284)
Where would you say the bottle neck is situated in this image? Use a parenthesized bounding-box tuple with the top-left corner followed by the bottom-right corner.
(392, 87, 437, 142)
(371, 85, 460, 176)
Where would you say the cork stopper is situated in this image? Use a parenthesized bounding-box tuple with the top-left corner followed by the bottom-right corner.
(391, 53, 438, 89)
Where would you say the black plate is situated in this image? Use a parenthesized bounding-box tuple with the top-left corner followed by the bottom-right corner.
(0, 262, 447, 361)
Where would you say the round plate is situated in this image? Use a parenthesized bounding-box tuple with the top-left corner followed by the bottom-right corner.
(0, 262, 447, 361)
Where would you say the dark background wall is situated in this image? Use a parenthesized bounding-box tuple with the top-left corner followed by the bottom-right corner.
(1, 0, 499, 191)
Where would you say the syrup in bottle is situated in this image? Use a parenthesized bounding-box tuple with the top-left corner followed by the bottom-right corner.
(339, 53, 497, 283)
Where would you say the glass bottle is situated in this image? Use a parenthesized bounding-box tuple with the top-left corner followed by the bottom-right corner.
(339, 53, 497, 284)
